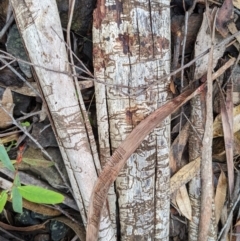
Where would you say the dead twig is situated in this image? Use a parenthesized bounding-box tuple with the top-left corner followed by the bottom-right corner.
(217, 172, 240, 240)
(0, 30, 239, 97)
(198, 8, 217, 241)
(0, 15, 14, 40)
(0, 57, 41, 97)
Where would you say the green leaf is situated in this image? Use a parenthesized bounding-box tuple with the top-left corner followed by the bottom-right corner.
(0, 160, 16, 169)
(0, 144, 15, 172)
(17, 186, 64, 204)
(13, 173, 21, 187)
(22, 158, 55, 168)
(0, 191, 8, 212)
(20, 121, 30, 127)
(12, 187, 22, 213)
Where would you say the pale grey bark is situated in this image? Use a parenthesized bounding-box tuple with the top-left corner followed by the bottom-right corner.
(93, 0, 171, 240)
(10, 1, 115, 240)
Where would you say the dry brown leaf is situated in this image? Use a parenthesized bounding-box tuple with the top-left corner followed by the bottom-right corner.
(170, 157, 201, 194)
(22, 199, 61, 217)
(216, 0, 233, 37)
(0, 220, 48, 231)
(234, 132, 240, 155)
(176, 185, 192, 220)
(227, 22, 240, 46)
(214, 170, 227, 224)
(170, 122, 190, 173)
(0, 88, 14, 128)
(233, 0, 240, 9)
(213, 104, 240, 137)
(235, 219, 240, 226)
(169, 80, 176, 94)
(194, 11, 225, 80)
(6, 191, 61, 217)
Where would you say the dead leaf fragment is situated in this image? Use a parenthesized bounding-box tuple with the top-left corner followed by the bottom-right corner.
(213, 104, 240, 137)
(170, 157, 201, 194)
(194, 11, 225, 80)
(176, 185, 192, 220)
(170, 122, 190, 173)
(214, 170, 227, 223)
(0, 88, 14, 128)
(234, 0, 240, 9)
(216, 0, 233, 37)
(235, 219, 240, 226)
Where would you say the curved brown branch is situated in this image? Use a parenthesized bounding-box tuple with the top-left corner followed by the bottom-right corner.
(87, 87, 199, 241)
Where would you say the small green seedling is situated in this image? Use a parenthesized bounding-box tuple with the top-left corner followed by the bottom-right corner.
(0, 144, 64, 213)
(20, 121, 31, 127)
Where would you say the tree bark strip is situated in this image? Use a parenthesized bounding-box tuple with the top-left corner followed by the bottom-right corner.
(92, 0, 171, 240)
(188, 93, 205, 241)
(10, 1, 115, 240)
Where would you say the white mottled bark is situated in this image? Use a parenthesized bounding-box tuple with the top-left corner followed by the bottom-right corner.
(10, 1, 115, 240)
(93, 0, 171, 239)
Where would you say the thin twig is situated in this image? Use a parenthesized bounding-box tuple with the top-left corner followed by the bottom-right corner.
(0, 57, 41, 97)
(0, 15, 14, 40)
(217, 175, 240, 240)
(181, 11, 188, 88)
(182, 112, 203, 142)
(0, 30, 239, 97)
(198, 8, 217, 241)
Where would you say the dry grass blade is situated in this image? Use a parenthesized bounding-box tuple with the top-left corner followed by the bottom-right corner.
(221, 82, 234, 198)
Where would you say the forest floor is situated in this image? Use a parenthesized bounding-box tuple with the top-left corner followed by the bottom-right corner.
(0, 0, 240, 240)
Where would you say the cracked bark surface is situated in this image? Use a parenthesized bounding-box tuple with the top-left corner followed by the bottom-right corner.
(93, 0, 171, 240)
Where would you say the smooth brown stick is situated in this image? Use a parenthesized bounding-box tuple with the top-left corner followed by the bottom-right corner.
(86, 57, 236, 241)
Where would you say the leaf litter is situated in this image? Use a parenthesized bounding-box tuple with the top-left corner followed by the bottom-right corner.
(0, 0, 240, 240)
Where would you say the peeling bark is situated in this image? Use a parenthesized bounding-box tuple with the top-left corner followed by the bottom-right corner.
(93, 0, 171, 240)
